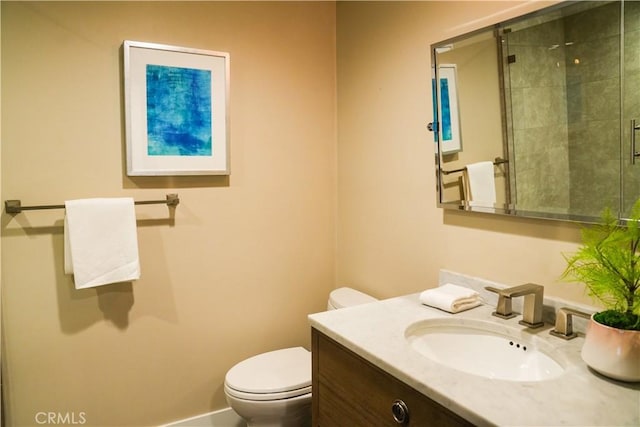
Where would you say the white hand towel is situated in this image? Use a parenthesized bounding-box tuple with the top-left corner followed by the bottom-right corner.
(466, 161, 496, 206)
(64, 198, 140, 289)
(419, 283, 481, 313)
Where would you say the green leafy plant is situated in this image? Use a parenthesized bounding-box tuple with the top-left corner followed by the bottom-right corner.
(562, 200, 640, 331)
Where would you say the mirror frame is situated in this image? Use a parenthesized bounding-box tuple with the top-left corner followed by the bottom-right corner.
(431, 1, 624, 225)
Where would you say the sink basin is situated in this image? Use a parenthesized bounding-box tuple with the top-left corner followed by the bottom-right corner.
(405, 318, 566, 381)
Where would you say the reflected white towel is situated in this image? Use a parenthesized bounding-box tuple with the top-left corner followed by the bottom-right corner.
(420, 283, 481, 313)
(64, 198, 140, 289)
(466, 161, 496, 206)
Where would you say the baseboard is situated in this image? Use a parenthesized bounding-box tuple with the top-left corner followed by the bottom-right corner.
(162, 407, 245, 427)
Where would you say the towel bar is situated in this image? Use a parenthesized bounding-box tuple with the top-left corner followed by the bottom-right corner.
(4, 193, 179, 214)
(441, 157, 508, 176)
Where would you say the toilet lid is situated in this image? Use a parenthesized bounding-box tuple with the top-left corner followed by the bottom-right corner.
(225, 347, 311, 394)
(329, 287, 377, 309)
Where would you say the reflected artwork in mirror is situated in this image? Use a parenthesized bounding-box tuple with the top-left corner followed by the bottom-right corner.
(431, 0, 640, 223)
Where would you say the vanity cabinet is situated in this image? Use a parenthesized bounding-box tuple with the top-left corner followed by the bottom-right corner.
(311, 328, 473, 427)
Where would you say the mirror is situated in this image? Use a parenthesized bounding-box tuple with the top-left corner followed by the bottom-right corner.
(432, 0, 640, 223)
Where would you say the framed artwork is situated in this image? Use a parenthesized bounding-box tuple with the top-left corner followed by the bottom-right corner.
(437, 64, 462, 154)
(123, 41, 230, 175)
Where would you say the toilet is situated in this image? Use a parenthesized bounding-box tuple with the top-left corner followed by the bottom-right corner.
(224, 287, 377, 427)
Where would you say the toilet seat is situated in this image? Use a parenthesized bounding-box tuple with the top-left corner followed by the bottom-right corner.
(224, 383, 311, 401)
(224, 347, 311, 401)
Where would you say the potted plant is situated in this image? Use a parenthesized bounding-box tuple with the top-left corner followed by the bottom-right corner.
(562, 201, 640, 382)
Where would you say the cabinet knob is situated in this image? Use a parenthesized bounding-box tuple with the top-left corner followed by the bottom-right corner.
(391, 399, 410, 425)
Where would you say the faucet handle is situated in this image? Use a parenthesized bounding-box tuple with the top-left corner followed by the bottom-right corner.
(550, 307, 592, 340)
(484, 286, 502, 294)
(484, 286, 517, 319)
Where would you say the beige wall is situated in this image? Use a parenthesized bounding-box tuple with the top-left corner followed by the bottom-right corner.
(1, 2, 336, 426)
(335, 0, 590, 304)
(2, 1, 598, 426)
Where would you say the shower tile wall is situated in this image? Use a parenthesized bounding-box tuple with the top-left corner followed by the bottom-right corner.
(507, 17, 571, 214)
(623, 0, 640, 215)
(507, 1, 632, 218)
(565, 1, 621, 217)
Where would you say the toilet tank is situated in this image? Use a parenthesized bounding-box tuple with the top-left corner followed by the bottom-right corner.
(327, 287, 377, 310)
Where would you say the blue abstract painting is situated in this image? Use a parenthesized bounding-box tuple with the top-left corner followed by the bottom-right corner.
(439, 78, 452, 142)
(146, 65, 212, 156)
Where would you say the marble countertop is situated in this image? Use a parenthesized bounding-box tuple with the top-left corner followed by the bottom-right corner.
(308, 293, 640, 427)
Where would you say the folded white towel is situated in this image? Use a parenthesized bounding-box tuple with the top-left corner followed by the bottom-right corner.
(64, 198, 140, 289)
(420, 283, 481, 313)
(465, 161, 496, 206)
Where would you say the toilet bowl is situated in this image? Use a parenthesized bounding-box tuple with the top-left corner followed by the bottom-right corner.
(224, 287, 377, 427)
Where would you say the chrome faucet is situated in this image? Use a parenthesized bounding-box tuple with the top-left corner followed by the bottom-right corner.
(550, 307, 592, 340)
(485, 283, 545, 328)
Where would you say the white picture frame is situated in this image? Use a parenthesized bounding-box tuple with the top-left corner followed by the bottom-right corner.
(437, 64, 462, 154)
(123, 40, 230, 176)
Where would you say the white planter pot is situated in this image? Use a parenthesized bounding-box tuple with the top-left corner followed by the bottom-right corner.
(581, 314, 640, 382)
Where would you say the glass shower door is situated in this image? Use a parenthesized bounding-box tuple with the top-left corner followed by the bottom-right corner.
(502, 1, 623, 219)
(622, 0, 640, 219)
